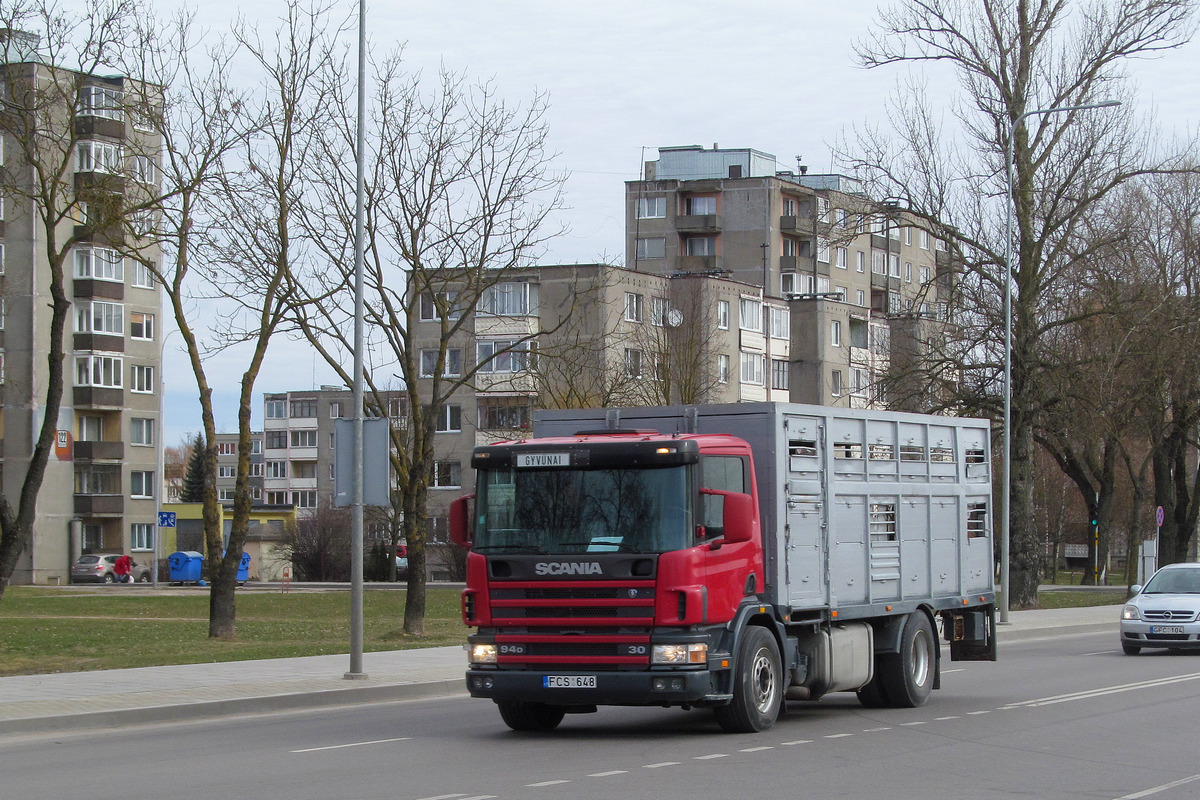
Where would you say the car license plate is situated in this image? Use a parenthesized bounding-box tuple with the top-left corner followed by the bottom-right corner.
(1150, 626, 1185, 635)
(543, 675, 596, 689)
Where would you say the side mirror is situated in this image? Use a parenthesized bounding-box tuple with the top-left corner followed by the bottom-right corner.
(1130, 584, 1142, 596)
(449, 494, 474, 548)
(700, 489, 755, 544)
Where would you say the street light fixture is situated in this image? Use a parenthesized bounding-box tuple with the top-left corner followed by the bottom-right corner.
(1000, 99, 1121, 623)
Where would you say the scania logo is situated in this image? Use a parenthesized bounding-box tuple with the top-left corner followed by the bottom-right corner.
(534, 561, 603, 576)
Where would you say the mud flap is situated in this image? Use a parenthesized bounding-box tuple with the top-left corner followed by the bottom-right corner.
(944, 605, 997, 662)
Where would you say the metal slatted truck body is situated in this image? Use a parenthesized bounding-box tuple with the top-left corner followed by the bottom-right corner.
(451, 402, 996, 733)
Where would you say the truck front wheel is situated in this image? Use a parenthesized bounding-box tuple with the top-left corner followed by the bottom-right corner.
(714, 626, 782, 733)
(879, 611, 935, 707)
(496, 700, 566, 732)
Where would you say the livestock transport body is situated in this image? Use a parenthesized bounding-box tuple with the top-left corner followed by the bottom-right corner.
(450, 402, 996, 733)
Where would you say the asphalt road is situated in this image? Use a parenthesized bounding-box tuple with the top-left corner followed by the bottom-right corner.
(3, 629, 1199, 800)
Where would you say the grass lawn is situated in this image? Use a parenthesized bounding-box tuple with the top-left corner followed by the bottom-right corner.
(0, 585, 469, 676)
(0, 583, 1128, 676)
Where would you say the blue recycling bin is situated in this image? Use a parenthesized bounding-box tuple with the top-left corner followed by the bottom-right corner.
(168, 551, 203, 583)
(238, 551, 251, 582)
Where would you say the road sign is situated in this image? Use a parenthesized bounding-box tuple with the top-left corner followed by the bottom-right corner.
(1156, 505, 1165, 527)
(158, 511, 177, 528)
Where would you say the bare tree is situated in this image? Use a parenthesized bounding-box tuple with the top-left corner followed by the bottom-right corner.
(844, 0, 1198, 607)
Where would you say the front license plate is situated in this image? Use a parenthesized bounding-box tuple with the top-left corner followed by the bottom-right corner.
(1150, 626, 1185, 635)
(543, 675, 596, 689)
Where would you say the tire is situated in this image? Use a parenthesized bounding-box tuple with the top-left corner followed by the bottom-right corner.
(856, 665, 891, 708)
(102, 573, 115, 584)
(496, 700, 565, 732)
(879, 612, 936, 708)
(714, 626, 783, 733)
(1122, 642, 1141, 655)
(137, 573, 150, 584)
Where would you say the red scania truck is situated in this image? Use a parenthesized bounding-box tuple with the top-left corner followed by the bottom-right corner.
(450, 402, 996, 733)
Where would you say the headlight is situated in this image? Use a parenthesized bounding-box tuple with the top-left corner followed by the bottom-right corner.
(469, 643, 497, 664)
(652, 642, 708, 665)
(1121, 604, 1140, 621)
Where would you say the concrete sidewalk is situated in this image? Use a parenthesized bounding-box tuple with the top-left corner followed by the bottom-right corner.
(0, 605, 1121, 738)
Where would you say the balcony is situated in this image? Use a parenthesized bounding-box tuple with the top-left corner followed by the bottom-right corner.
(73, 333, 125, 353)
(676, 254, 722, 272)
(74, 440, 124, 461)
(73, 279, 125, 301)
(74, 494, 124, 515)
(75, 116, 125, 140)
(780, 216, 815, 234)
(74, 386, 125, 408)
(676, 214, 721, 232)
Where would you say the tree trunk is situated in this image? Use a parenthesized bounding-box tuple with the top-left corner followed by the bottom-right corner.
(1010, 422, 1041, 608)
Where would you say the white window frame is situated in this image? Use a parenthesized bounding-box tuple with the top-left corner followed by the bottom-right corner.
(266, 461, 288, 479)
(218, 465, 236, 479)
(76, 300, 123, 335)
(74, 247, 123, 282)
(130, 470, 155, 499)
(76, 140, 122, 174)
(265, 400, 286, 419)
(717, 353, 730, 384)
(624, 292, 644, 323)
(716, 300, 730, 330)
(476, 340, 529, 374)
(477, 282, 537, 316)
(739, 352, 765, 385)
(290, 429, 318, 448)
(636, 196, 666, 219)
(131, 417, 153, 446)
(831, 320, 842, 347)
(130, 311, 154, 341)
(624, 348, 643, 379)
(79, 85, 123, 120)
(129, 260, 154, 288)
(130, 364, 155, 394)
(130, 523, 153, 551)
(434, 405, 462, 433)
(836, 247, 848, 268)
(76, 354, 123, 388)
(739, 297, 762, 332)
(432, 461, 462, 489)
(419, 348, 462, 378)
(635, 237, 665, 260)
(769, 306, 790, 339)
(685, 235, 717, 256)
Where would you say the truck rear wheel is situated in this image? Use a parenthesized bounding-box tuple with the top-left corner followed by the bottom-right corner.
(714, 626, 782, 733)
(880, 612, 935, 707)
(855, 668, 891, 708)
(496, 700, 566, 732)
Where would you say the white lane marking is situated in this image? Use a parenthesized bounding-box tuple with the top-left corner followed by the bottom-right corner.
(824, 733, 854, 739)
(942, 668, 966, 674)
(290, 736, 410, 753)
(643, 762, 680, 768)
(900, 721, 926, 726)
(588, 771, 627, 777)
(863, 727, 893, 732)
(1084, 650, 1114, 656)
(967, 710, 991, 716)
(740, 746, 774, 752)
(935, 715, 959, 720)
(526, 780, 570, 787)
(1009, 672, 1200, 708)
(781, 739, 813, 746)
(413, 795, 467, 800)
(695, 753, 728, 760)
(1114, 773, 1200, 799)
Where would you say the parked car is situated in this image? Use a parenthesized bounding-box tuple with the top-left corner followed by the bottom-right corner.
(70, 554, 153, 584)
(1120, 562, 1200, 654)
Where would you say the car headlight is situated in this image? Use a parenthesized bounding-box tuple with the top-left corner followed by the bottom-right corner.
(652, 642, 708, 665)
(469, 643, 497, 664)
(1121, 604, 1140, 621)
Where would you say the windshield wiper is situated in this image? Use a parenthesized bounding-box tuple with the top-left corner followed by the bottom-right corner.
(472, 544, 547, 554)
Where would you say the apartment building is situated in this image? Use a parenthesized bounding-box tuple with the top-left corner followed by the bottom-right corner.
(1, 34, 164, 585)
(213, 431, 264, 505)
(626, 144, 952, 408)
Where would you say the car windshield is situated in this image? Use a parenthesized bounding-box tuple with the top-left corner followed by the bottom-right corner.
(1144, 569, 1200, 594)
(475, 465, 692, 554)
(77, 556, 100, 564)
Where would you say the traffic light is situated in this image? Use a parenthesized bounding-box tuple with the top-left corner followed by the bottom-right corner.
(1088, 503, 1099, 527)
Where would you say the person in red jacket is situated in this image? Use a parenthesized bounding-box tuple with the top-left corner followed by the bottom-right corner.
(114, 554, 133, 584)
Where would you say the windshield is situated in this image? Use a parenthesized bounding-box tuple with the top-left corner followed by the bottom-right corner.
(1144, 569, 1200, 594)
(475, 465, 692, 554)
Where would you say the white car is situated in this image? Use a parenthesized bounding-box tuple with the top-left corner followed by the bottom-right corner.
(1120, 562, 1200, 655)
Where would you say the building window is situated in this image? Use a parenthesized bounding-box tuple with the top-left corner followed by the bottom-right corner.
(219, 465, 236, 478)
(292, 461, 317, 480)
(265, 430, 287, 449)
(836, 247, 848, 268)
(0, 297, 5, 329)
(831, 320, 842, 347)
(685, 236, 717, 256)
(267, 461, 287, 479)
(904, 262, 913, 283)
(76, 300, 123, 335)
(889, 254, 901, 278)
(79, 415, 103, 441)
(267, 491, 289, 505)
(130, 523, 153, 551)
(769, 306, 790, 339)
(265, 399, 286, 418)
(771, 359, 789, 390)
(419, 348, 462, 378)
(219, 488, 236, 501)
(218, 441, 236, 456)
(79, 85, 123, 120)
(477, 340, 529, 373)
(780, 272, 797, 296)
(478, 281, 537, 316)
(624, 348, 643, 379)
(131, 364, 155, 393)
(76, 465, 120, 495)
(831, 369, 843, 396)
(130, 471, 155, 499)
(636, 237, 665, 260)
(131, 418, 153, 446)
(817, 197, 831, 223)
(872, 250, 886, 275)
(76, 140, 122, 174)
(650, 296, 669, 327)
(290, 399, 317, 418)
(76, 354, 123, 388)
(295, 490, 317, 509)
(0, 242, 5, 274)
(782, 237, 798, 258)
(856, 250, 866, 273)
(433, 461, 462, 488)
(250, 462, 263, 477)
(478, 398, 531, 430)
(904, 226, 913, 246)
(418, 290, 463, 321)
(852, 367, 869, 396)
(817, 237, 830, 263)
(739, 297, 761, 332)
(835, 285, 848, 303)
(434, 405, 462, 432)
(717, 300, 729, 330)
(717, 354, 730, 384)
(130, 311, 154, 340)
(920, 229, 930, 249)
(636, 196, 666, 218)
(685, 195, 716, 215)
(782, 197, 797, 216)
(920, 265, 932, 284)
(329, 401, 343, 418)
(624, 292, 644, 323)
(290, 429, 317, 448)
(739, 352, 764, 385)
(131, 155, 157, 184)
(856, 289, 866, 307)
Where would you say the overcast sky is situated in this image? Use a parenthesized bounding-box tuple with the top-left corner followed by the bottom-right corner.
(159, 0, 1200, 446)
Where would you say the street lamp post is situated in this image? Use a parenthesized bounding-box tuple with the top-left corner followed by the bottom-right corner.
(1000, 100, 1120, 623)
